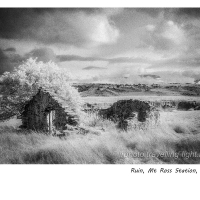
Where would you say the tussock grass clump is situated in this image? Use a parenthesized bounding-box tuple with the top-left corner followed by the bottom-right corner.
(169, 122, 198, 135)
(172, 125, 189, 134)
(14, 149, 69, 164)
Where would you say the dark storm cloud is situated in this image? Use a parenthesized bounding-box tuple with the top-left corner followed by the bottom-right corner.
(159, 8, 200, 24)
(57, 55, 105, 62)
(0, 49, 8, 62)
(3, 47, 16, 52)
(0, 8, 38, 39)
(0, 8, 93, 39)
(175, 8, 200, 19)
(0, 8, 82, 44)
(108, 57, 148, 64)
(135, 8, 164, 18)
(135, 8, 200, 22)
(57, 54, 148, 64)
(0, 8, 120, 46)
(0, 48, 23, 75)
(0, 47, 58, 75)
(82, 66, 107, 70)
(0, 8, 69, 41)
(139, 74, 160, 79)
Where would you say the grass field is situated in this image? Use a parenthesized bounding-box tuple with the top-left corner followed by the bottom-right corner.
(83, 95, 200, 104)
(0, 110, 200, 164)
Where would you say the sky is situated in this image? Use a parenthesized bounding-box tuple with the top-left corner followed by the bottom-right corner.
(1, 8, 200, 84)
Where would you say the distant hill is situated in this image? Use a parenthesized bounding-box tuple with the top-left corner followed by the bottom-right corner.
(73, 83, 200, 97)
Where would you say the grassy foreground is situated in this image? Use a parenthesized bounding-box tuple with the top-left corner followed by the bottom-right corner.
(0, 111, 200, 164)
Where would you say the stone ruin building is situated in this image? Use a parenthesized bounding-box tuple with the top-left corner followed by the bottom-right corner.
(21, 88, 79, 134)
(99, 99, 151, 130)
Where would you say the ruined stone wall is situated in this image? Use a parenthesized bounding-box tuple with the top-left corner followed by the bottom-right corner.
(21, 90, 77, 132)
(99, 99, 151, 130)
(177, 101, 200, 110)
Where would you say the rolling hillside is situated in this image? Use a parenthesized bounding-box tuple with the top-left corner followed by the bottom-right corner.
(73, 83, 200, 97)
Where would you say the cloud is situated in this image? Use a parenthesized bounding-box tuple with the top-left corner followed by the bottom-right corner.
(137, 8, 200, 21)
(147, 48, 200, 73)
(0, 8, 120, 46)
(57, 55, 105, 62)
(92, 69, 163, 84)
(139, 74, 160, 79)
(25, 48, 57, 63)
(0, 47, 58, 75)
(82, 66, 107, 70)
(146, 25, 156, 32)
(108, 57, 148, 64)
(135, 8, 165, 18)
(97, 69, 192, 84)
(180, 23, 200, 54)
(0, 48, 23, 75)
(182, 70, 200, 83)
(66, 11, 119, 46)
(141, 20, 186, 51)
(0, 44, 152, 76)
(174, 8, 200, 19)
(149, 55, 200, 70)
(101, 8, 124, 16)
(57, 54, 148, 64)
(3, 47, 16, 52)
(135, 8, 200, 67)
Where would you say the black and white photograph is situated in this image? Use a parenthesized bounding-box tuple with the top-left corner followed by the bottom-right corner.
(1, 7, 200, 165)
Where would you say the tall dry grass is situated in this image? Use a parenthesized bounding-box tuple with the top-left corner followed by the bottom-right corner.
(0, 111, 200, 164)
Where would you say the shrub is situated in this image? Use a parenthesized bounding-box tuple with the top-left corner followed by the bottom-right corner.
(0, 58, 83, 121)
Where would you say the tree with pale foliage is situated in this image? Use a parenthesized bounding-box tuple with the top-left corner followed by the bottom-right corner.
(0, 58, 83, 121)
